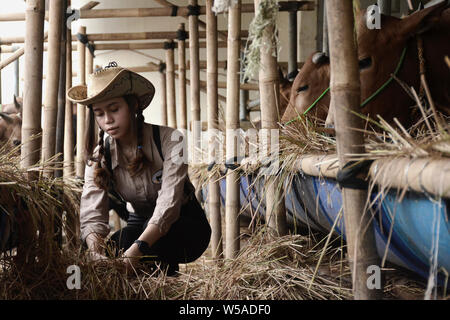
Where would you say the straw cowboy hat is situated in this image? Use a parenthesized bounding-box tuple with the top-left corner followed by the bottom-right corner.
(67, 62, 155, 110)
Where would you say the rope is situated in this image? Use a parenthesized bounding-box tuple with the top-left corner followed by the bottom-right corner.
(187, 4, 201, 16)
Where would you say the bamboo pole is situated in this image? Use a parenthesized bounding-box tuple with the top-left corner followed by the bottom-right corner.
(0, 47, 2, 104)
(0, 2, 315, 21)
(12, 46, 20, 97)
(255, 0, 287, 237)
(76, 26, 86, 179)
(326, 0, 382, 299)
(206, 0, 223, 260)
(0, 31, 248, 45)
(154, 0, 229, 42)
(43, 0, 64, 178)
(1, 41, 228, 52)
(85, 39, 97, 143)
(64, 26, 74, 178)
(55, 0, 68, 179)
(378, 0, 392, 15)
(165, 41, 177, 129)
(177, 23, 188, 130)
(189, 0, 201, 165)
(225, 0, 241, 260)
(159, 63, 167, 126)
(21, 0, 45, 173)
(288, 4, 298, 77)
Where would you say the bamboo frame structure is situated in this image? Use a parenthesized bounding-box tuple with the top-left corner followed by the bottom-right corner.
(159, 63, 168, 126)
(206, 0, 223, 260)
(177, 23, 188, 131)
(42, 0, 64, 178)
(327, 0, 381, 299)
(225, 0, 241, 260)
(21, 0, 45, 173)
(55, 0, 68, 179)
(189, 0, 201, 165)
(0, 41, 228, 52)
(288, 7, 298, 77)
(165, 41, 177, 129)
(256, 0, 287, 237)
(64, 26, 74, 178)
(76, 26, 86, 179)
(0, 31, 249, 44)
(0, 2, 315, 21)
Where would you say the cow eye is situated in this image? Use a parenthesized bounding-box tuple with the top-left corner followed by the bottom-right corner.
(359, 57, 372, 70)
(297, 85, 309, 93)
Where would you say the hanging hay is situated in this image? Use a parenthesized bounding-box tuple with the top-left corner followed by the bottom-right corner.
(242, 0, 280, 82)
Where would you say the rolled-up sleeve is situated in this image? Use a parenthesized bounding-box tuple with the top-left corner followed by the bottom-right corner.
(79, 161, 110, 243)
(148, 127, 188, 235)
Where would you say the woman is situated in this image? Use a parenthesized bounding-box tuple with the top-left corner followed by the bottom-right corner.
(67, 62, 211, 274)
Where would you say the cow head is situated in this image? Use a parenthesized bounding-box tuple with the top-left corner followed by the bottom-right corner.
(326, 2, 450, 128)
(284, 2, 449, 129)
(0, 112, 22, 148)
(281, 51, 330, 125)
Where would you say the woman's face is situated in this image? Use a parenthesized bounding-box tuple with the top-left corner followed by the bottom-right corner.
(92, 96, 134, 141)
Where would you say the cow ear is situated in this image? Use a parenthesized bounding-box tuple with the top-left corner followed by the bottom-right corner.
(13, 95, 21, 111)
(0, 112, 14, 124)
(397, 1, 448, 38)
(312, 52, 329, 65)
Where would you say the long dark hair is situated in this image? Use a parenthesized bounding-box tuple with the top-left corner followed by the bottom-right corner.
(84, 94, 149, 190)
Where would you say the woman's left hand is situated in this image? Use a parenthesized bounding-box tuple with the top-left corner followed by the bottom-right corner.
(122, 244, 142, 272)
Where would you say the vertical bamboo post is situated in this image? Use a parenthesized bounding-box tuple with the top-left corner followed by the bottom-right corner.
(316, 0, 324, 52)
(85, 41, 96, 141)
(288, 5, 298, 77)
(42, 0, 63, 177)
(255, 0, 287, 237)
(19, 0, 45, 264)
(177, 23, 188, 131)
(55, 0, 68, 179)
(64, 24, 74, 178)
(239, 51, 249, 121)
(0, 47, 2, 104)
(76, 26, 86, 179)
(13, 46, 20, 97)
(322, 0, 329, 56)
(165, 40, 177, 129)
(206, 0, 223, 260)
(159, 62, 168, 126)
(326, 0, 382, 299)
(21, 0, 45, 172)
(225, 0, 241, 260)
(378, 0, 391, 15)
(188, 0, 201, 164)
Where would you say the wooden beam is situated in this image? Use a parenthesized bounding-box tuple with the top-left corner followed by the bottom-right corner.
(0, 2, 315, 21)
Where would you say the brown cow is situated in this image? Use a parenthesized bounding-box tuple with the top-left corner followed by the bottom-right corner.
(1, 95, 22, 115)
(0, 95, 23, 147)
(283, 3, 450, 130)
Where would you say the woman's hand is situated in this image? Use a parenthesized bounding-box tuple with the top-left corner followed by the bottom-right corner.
(122, 243, 143, 272)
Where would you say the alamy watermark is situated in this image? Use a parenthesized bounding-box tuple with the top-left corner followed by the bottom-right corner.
(66, 264, 81, 290)
(366, 4, 381, 30)
(66, 6, 80, 30)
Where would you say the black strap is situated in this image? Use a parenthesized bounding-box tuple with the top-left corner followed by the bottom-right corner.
(176, 29, 188, 41)
(171, 5, 178, 17)
(187, 4, 201, 16)
(336, 160, 373, 190)
(105, 136, 129, 221)
(163, 41, 176, 50)
(152, 124, 164, 161)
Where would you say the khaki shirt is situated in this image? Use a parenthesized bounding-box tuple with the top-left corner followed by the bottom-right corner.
(79, 123, 188, 242)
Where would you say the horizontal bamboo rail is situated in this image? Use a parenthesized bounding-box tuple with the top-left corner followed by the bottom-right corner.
(0, 32, 48, 70)
(0, 40, 228, 53)
(0, 2, 315, 21)
(293, 154, 450, 199)
(0, 31, 248, 44)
